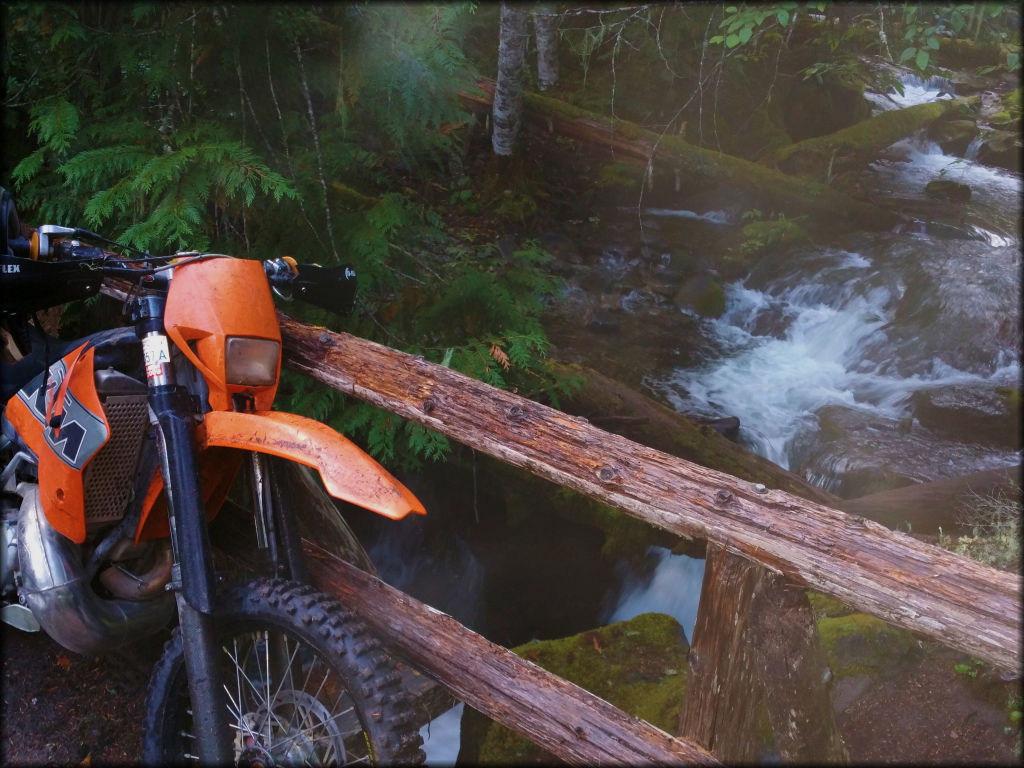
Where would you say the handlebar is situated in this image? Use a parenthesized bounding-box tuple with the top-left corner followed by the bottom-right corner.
(263, 258, 357, 314)
(2, 226, 357, 317)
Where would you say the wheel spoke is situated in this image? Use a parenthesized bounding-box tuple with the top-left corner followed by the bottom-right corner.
(148, 579, 422, 766)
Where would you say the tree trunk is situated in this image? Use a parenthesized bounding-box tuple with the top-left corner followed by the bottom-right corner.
(302, 540, 718, 765)
(534, 5, 559, 91)
(492, 3, 529, 156)
(679, 545, 848, 763)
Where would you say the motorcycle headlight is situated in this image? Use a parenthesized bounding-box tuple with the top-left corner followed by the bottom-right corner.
(225, 336, 280, 386)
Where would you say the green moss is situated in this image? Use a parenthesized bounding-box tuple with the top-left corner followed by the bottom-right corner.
(693, 279, 726, 318)
(328, 180, 377, 209)
(816, 409, 847, 442)
(773, 97, 975, 178)
(817, 613, 919, 679)
(491, 190, 539, 224)
(996, 386, 1020, 419)
(595, 161, 642, 192)
(925, 179, 972, 202)
(806, 591, 853, 619)
(739, 216, 809, 258)
(476, 613, 690, 764)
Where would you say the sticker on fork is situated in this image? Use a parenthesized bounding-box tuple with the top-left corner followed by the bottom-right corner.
(143, 334, 172, 381)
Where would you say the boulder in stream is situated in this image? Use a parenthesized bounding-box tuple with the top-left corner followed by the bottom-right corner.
(797, 404, 1019, 498)
(924, 178, 972, 202)
(911, 384, 1021, 448)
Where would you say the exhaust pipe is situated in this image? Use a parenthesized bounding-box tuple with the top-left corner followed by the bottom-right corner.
(16, 483, 175, 655)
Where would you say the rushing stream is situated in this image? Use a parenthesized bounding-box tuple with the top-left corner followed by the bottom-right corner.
(649, 139, 1020, 493)
(410, 76, 1022, 763)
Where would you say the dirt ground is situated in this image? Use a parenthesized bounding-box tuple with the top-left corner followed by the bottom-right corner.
(2, 623, 1020, 765)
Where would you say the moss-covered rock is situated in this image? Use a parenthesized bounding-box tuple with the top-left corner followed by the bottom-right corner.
(818, 613, 921, 679)
(460, 613, 690, 764)
(807, 590, 854, 619)
(925, 179, 972, 202)
(977, 128, 1023, 172)
(674, 273, 726, 318)
(927, 117, 978, 155)
(739, 215, 809, 259)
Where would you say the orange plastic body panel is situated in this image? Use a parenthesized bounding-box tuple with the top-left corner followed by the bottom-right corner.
(4, 343, 108, 543)
(135, 447, 244, 542)
(164, 257, 281, 411)
(200, 410, 426, 520)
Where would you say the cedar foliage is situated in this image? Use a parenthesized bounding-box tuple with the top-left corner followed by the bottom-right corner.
(2, 1, 573, 467)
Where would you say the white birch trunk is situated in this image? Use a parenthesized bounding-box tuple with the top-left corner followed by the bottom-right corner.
(492, 2, 528, 156)
(534, 5, 559, 91)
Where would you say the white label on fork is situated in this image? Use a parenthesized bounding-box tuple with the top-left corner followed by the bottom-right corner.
(143, 334, 171, 380)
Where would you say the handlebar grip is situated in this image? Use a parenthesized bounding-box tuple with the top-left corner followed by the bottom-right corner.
(265, 259, 357, 315)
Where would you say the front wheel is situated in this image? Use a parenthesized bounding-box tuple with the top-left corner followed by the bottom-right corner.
(143, 578, 424, 766)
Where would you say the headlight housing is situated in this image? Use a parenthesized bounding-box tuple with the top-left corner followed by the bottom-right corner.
(225, 336, 280, 387)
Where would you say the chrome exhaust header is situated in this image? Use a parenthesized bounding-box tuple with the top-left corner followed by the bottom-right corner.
(16, 483, 174, 655)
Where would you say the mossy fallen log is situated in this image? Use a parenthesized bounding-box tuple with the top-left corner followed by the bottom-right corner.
(769, 97, 975, 181)
(458, 80, 904, 232)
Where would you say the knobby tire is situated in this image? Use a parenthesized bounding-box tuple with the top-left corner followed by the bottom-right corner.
(142, 577, 425, 766)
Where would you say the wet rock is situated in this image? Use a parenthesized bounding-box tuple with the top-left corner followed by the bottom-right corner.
(927, 118, 979, 156)
(975, 128, 1022, 172)
(537, 230, 582, 264)
(796, 405, 1019, 498)
(911, 385, 1020, 448)
(818, 613, 921, 680)
(700, 415, 741, 442)
(875, 241, 1020, 377)
(838, 465, 1020, 534)
(924, 179, 972, 203)
(674, 273, 726, 318)
(584, 307, 621, 334)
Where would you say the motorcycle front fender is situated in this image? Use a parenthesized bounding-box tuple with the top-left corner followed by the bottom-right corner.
(199, 410, 426, 520)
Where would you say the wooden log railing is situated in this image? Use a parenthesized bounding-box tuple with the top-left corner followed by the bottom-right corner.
(303, 540, 717, 765)
(97, 277, 1020, 761)
(278, 312, 1021, 674)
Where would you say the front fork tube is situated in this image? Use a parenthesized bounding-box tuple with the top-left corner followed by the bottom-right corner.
(137, 299, 231, 764)
(151, 386, 233, 765)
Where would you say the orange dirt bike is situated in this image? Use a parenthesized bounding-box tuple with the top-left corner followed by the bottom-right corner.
(0, 188, 427, 765)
